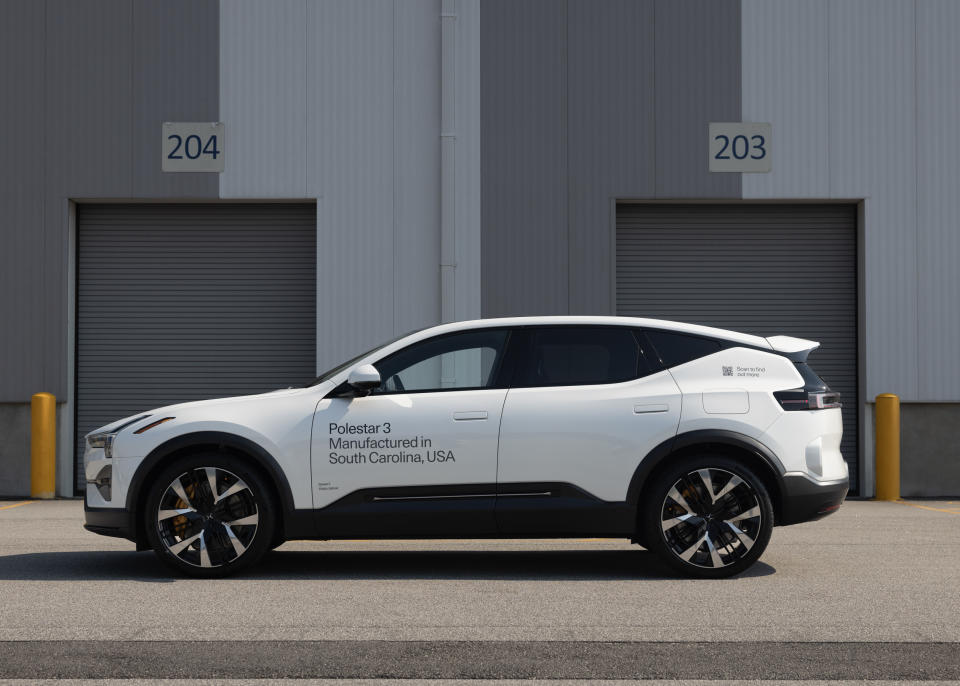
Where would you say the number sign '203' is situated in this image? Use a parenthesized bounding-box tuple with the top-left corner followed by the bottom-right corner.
(162, 122, 225, 173)
(708, 122, 771, 173)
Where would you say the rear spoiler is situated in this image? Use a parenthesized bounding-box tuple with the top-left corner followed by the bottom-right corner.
(766, 335, 820, 362)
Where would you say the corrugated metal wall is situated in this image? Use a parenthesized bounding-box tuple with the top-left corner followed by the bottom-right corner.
(4, 0, 960, 495)
(480, 0, 742, 318)
(218, 0, 465, 374)
(219, 0, 308, 198)
(616, 203, 859, 489)
(0, 0, 220, 495)
(0, 1, 46, 401)
(0, 0, 220, 403)
(915, 1, 960, 402)
(76, 204, 316, 491)
(1, 0, 473, 494)
(742, 0, 960, 404)
(481, 0, 570, 316)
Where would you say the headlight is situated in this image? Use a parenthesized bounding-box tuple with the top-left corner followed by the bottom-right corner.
(86, 432, 116, 458)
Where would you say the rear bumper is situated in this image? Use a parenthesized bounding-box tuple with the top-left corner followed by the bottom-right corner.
(84, 504, 135, 542)
(778, 473, 848, 526)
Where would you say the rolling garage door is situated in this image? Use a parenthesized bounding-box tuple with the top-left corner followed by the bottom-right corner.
(616, 204, 859, 492)
(76, 204, 316, 492)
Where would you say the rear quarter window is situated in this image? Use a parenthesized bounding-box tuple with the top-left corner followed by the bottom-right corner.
(644, 330, 723, 368)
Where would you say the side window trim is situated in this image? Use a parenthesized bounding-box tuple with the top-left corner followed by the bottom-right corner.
(493, 328, 524, 388)
(633, 329, 665, 374)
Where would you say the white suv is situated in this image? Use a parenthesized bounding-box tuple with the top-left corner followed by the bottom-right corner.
(84, 316, 848, 578)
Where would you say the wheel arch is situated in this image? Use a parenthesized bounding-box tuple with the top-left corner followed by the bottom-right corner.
(126, 431, 296, 549)
(627, 430, 787, 526)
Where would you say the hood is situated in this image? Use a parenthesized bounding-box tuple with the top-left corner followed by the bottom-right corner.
(154, 386, 309, 414)
(85, 385, 317, 437)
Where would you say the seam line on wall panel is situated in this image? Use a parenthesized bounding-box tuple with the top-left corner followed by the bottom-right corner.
(130, 2, 134, 198)
(42, 0, 48, 395)
(304, 0, 308, 199)
(826, 0, 831, 196)
(565, 0, 570, 315)
(913, 0, 920, 398)
(217, 0, 223, 198)
(474, 0, 481, 321)
(740, 0, 752, 200)
(652, 0, 657, 198)
(393, 1, 398, 335)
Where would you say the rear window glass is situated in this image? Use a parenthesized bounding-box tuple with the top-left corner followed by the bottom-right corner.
(645, 330, 722, 368)
(518, 327, 642, 387)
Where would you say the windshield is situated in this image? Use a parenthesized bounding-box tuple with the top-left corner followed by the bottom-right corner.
(307, 327, 427, 386)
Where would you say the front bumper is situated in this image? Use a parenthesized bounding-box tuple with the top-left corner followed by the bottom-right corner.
(84, 504, 136, 542)
(778, 473, 849, 525)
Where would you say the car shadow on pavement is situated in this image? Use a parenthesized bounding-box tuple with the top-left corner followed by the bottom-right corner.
(0, 548, 775, 582)
(0, 550, 178, 582)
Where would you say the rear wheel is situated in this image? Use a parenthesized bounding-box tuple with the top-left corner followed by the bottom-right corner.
(642, 455, 774, 578)
(144, 454, 277, 577)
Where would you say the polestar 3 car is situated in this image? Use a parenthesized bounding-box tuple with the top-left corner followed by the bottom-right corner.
(83, 316, 848, 578)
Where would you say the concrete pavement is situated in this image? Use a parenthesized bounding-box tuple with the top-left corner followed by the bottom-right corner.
(0, 498, 959, 680)
(1, 499, 959, 642)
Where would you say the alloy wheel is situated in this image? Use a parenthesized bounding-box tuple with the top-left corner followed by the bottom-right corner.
(659, 467, 762, 569)
(155, 466, 259, 569)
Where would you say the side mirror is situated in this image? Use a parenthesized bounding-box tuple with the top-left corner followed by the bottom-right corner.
(346, 364, 381, 395)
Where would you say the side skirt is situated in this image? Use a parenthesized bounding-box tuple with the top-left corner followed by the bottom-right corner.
(294, 483, 635, 540)
(496, 483, 635, 537)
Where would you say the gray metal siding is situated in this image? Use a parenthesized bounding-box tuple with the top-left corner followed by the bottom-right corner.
(481, 0, 569, 317)
(76, 204, 316, 491)
(0, 0, 219, 403)
(481, 0, 743, 318)
(218, 1, 448, 371)
(654, 0, 741, 198)
(740, 0, 924, 404)
(616, 203, 859, 490)
(0, 1, 46, 401)
(132, 0, 220, 197)
(567, 0, 656, 314)
(916, 1, 960, 401)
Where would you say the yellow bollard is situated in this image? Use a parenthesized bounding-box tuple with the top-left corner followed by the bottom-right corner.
(30, 392, 56, 499)
(875, 393, 900, 501)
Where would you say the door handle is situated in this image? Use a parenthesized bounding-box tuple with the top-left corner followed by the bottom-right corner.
(453, 411, 488, 421)
(634, 403, 669, 414)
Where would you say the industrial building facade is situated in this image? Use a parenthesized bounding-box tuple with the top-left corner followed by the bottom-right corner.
(1, 0, 957, 498)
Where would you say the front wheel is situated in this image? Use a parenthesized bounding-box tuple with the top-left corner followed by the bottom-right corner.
(642, 455, 774, 578)
(144, 454, 277, 577)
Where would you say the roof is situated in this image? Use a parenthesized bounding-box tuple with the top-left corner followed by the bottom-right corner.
(418, 315, 773, 349)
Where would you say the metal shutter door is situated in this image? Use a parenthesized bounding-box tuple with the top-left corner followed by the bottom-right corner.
(76, 204, 316, 492)
(616, 203, 859, 492)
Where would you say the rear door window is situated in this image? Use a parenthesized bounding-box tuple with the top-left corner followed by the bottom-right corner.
(516, 326, 646, 387)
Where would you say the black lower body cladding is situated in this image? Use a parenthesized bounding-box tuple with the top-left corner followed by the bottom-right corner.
(777, 474, 848, 525)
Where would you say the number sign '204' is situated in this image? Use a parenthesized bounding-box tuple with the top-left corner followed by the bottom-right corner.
(162, 122, 224, 173)
(708, 122, 771, 173)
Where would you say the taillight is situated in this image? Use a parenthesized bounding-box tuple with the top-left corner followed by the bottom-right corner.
(774, 389, 842, 411)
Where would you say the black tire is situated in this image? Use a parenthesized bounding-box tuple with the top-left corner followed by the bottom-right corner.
(144, 453, 277, 578)
(641, 454, 774, 579)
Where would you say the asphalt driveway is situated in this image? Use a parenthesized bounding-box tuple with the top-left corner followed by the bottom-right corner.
(0, 497, 958, 680)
